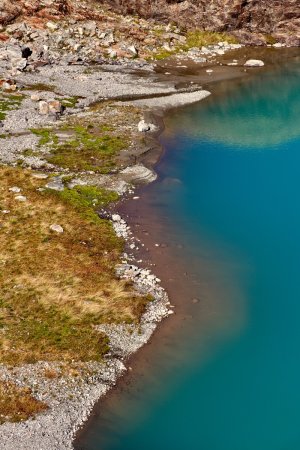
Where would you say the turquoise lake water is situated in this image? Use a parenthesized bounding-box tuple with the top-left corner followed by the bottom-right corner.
(77, 56, 300, 450)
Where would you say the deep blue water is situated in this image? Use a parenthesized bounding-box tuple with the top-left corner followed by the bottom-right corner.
(78, 56, 300, 450)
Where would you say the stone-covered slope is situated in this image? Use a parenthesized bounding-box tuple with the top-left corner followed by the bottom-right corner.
(104, 0, 300, 45)
(0, 0, 299, 45)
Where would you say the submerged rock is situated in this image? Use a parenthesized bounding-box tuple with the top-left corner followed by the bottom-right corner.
(121, 164, 157, 184)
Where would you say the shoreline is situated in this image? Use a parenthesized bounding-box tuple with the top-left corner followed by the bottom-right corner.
(73, 49, 300, 448)
(0, 46, 299, 450)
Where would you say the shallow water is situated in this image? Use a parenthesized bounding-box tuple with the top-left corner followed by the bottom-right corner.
(76, 54, 300, 450)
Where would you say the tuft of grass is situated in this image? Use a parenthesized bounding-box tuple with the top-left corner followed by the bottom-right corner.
(44, 368, 59, 379)
(186, 30, 238, 48)
(0, 94, 25, 120)
(0, 167, 151, 366)
(56, 185, 119, 223)
(149, 29, 239, 60)
(264, 34, 277, 45)
(58, 96, 80, 108)
(30, 128, 58, 147)
(151, 48, 178, 60)
(22, 83, 56, 92)
(0, 381, 48, 424)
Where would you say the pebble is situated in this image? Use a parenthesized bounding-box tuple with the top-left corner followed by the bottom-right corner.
(9, 186, 21, 193)
(15, 195, 27, 201)
(49, 224, 64, 233)
(32, 173, 49, 179)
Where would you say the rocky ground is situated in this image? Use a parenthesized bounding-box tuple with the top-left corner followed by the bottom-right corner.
(0, 2, 299, 449)
(1, 0, 299, 47)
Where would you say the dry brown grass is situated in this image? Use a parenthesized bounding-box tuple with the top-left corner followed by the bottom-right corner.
(0, 167, 151, 365)
(0, 380, 48, 424)
(43, 368, 59, 379)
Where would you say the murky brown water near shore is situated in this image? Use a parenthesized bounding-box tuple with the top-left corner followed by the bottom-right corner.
(75, 178, 246, 448)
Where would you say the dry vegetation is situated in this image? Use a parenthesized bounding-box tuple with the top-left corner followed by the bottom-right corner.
(0, 380, 47, 424)
(0, 167, 151, 366)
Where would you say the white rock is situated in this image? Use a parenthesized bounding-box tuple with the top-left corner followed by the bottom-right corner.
(108, 49, 117, 58)
(32, 173, 48, 179)
(138, 120, 151, 132)
(50, 224, 64, 233)
(9, 186, 21, 193)
(39, 101, 49, 115)
(31, 94, 41, 102)
(244, 59, 265, 67)
(127, 45, 138, 56)
(15, 195, 27, 202)
(137, 120, 157, 133)
(46, 22, 58, 31)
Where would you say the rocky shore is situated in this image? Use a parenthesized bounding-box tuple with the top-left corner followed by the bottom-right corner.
(0, 4, 299, 449)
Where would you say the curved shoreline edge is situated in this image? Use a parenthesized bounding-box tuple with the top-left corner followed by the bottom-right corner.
(1, 48, 299, 450)
(0, 81, 213, 450)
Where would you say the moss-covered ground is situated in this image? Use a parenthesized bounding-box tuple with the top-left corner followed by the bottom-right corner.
(0, 94, 25, 120)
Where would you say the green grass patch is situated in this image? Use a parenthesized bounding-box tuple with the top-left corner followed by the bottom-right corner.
(151, 48, 178, 60)
(53, 185, 119, 224)
(186, 30, 238, 48)
(46, 124, 128, 173)
(149, 29, 239, 60)
(30, 128, 59, 147)
(23, 83, 56, 92)
(58, 96, 80, 108)
(0, 94, 25, 120)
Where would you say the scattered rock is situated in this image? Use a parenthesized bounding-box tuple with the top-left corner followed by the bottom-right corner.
(46, 22, 58, 32)
(9, 186, 21, 193)
(38, 100, 49, 115)
(32, 173, 49, 180)
(138, 120, 157, 132)
(49, 224, 64, 233)
(45, 177, 65, 191)
(48, 100, 63, 115)
(15, 195, 27, 201)
(138, 120, 151, 132)
(31, 93, 41, 102)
